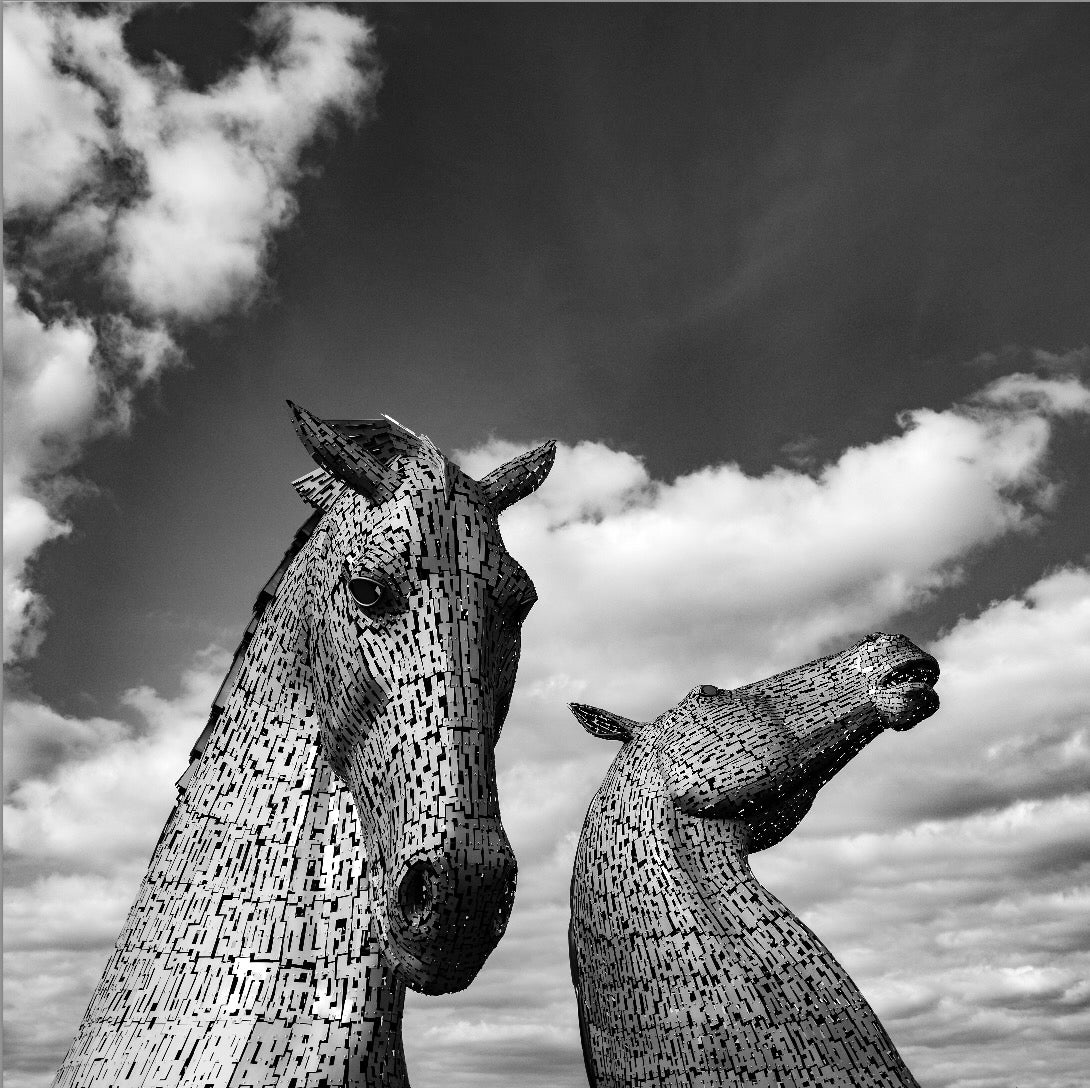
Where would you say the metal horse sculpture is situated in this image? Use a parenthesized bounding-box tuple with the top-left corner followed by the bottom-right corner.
(569, 632, 940, 1088)
(52, 405, 555, 1087)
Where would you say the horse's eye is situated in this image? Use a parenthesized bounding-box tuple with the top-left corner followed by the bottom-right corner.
(348, 577, 384, 608)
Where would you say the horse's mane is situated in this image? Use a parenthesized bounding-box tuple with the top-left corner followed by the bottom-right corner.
(175, 510, 322, 792)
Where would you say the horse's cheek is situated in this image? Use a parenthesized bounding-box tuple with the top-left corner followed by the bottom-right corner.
(655, 708, 796, 813)
(312, 610, 386, 771)
(654, 729, 711, 808)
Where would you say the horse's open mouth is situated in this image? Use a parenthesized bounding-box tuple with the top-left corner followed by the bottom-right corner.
(875, 654, 940, 730)
(878, 657, 938, 694)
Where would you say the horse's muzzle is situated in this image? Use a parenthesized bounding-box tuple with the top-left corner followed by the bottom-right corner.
(874, 653, 940, 730)
(386, 818, 518, 994)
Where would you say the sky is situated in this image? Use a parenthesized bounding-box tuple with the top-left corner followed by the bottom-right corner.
(2, 4, 1088, 1087)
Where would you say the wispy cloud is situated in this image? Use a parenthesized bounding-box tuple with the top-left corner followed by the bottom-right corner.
(4, 3, 378, 319)
(968, 344, 1090, 376)
(2, 3, 379, 661)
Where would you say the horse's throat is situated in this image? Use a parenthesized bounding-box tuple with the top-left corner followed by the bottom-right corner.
(671, 809, 753, 880)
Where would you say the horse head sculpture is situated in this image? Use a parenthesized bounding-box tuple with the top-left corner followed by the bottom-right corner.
(289, 403, 553, 993)
(569, 632, 940, 1088)
(51, 405, 555, 1087)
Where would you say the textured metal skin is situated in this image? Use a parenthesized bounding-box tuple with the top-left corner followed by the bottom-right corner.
(570, 633, 940, 1088)
(51, 410, 555, 1087)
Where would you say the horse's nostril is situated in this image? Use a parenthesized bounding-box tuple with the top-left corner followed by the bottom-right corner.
(879, 658, 938, 689)
(398, 861, 436, 928)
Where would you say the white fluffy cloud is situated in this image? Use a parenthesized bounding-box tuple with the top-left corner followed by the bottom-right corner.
(3, 647, 228, 863)
(4, 3, 377, 319)
(2, 4, 107, 214)
(2, 3, 379, 662)
(2, 279, 178, 659)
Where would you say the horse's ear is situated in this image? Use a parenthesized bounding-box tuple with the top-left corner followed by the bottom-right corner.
(570, 703, 639, 743)
(292, 467, 347, 511)
(479, 440, 556, 513)
(413, 433, 460, 498)
(288, 401, 399, 504)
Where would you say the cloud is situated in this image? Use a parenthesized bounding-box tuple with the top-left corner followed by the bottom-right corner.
(969, 344, 1090, 376)
(2, 3, 379, 662)
(2, 4, 108, 214)
(1, 696, 128, 796)
(972, 370, 1090, 415)
(3, 646, 229, 871)
(4, 3, 378, 320)
(2, 280, 179, 660)
(746, 794, 1090, 1088)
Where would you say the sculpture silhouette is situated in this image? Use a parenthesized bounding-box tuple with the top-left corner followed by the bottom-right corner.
(52, 405, 555, 1087)
(569, 632, 940, 1088)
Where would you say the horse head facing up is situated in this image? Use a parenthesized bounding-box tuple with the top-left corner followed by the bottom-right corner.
(290, 404, 554, 995)
(574, 632, 939, 852)
(568, 633, 941, 1086)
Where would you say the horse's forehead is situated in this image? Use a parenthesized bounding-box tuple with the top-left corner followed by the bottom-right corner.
(661, 689, 774, 734)
(333, 475, 502, 556)
(396, 480, 495, 539)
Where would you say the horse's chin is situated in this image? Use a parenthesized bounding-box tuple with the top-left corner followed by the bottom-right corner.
(386, 933, 497, 995)
(875, 684, 939, 731)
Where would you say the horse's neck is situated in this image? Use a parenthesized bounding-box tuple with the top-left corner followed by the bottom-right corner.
(53, 560, 410, 1088)
(575, 730, 919, 1088)
(580, 742, 848, 987)
(669, 807, 755, 904)
(619, 751, 758, 935)
(666, 788, 852, 975)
